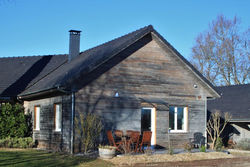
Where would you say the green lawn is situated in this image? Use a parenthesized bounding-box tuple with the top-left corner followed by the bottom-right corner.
(0, 149, 113, 167)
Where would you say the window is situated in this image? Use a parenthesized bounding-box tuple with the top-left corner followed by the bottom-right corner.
(34, 106, 40, 130)
(54, 104, 62, 131)
(169, 106, 188, 132)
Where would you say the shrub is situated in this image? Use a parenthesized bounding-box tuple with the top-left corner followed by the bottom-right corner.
(0, 103, 31, 139)
(75, 112, 103, 153)
(200, 145, 206, 152)
(236, 139, 250, 151)
(215, 137, 223, 151)
(183, 142, 193, 153)
(0, 137, 34, 148)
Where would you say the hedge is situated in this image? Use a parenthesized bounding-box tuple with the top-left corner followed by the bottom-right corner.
(0, 137, 34, 148)
(0, 103, 31, 138)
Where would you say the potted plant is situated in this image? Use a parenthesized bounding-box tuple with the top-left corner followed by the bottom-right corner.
(98, 145, 116, 159)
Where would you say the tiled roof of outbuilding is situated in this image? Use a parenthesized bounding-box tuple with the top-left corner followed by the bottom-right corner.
(207, 84, 250, 121)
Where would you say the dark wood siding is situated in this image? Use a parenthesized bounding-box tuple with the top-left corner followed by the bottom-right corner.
(74, 35, 211, 149)
(25, 95, 72, 152)
(25, 33, 213, 152)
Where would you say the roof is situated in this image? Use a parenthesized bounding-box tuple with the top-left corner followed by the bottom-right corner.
(19, 25, 156, 97)
(0, 55, 67, 100)
(0, 25, 219, 100)
(207, 84, 250, 121)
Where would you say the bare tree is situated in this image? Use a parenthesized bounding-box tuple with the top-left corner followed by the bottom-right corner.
(207, 111, 231, 150)
(191, 15, 250, 86)
(75, 112, 102, 154)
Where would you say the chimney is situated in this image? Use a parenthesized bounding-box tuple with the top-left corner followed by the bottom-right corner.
(68, 30, 81, 61)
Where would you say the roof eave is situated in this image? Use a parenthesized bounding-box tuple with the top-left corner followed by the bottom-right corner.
(230, 119, 250, 123)
(18, 87, 60, 100)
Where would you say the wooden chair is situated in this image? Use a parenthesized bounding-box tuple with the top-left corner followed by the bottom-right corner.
(106, 130, 123, 152)
(126, 130, 134, 137)
(139, 131, 152, 152)
(128, 131, 140, 153)
(114, 130, 123, 140)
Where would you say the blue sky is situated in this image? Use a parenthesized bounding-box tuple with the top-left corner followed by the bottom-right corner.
(0, 0, 249, 59)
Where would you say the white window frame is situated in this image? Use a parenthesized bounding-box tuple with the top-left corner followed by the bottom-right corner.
(169, 106, 188, 133)
(54, 104, 62, 132)
(34, 106, 40, 131)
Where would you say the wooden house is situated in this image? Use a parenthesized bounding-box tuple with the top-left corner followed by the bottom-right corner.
(0, 25, 220, 153)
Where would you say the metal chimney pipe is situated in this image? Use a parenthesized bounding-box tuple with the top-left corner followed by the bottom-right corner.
(68, 30, 81, 61)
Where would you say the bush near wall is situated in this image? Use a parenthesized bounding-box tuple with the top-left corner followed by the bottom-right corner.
(0, 103, 31, 138)
(0, 137, 34, 148)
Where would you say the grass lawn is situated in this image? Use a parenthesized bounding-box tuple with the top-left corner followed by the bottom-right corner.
(0, 149, 113, 167)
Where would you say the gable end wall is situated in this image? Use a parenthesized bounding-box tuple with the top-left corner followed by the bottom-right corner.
(74, 35, 209, 149)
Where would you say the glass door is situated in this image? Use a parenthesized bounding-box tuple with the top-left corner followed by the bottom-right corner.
(141, 107, 156, 146)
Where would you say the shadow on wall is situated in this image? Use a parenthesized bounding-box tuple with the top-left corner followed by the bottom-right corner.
(74, 66, 140, 152)
(73, 35, 153, 152)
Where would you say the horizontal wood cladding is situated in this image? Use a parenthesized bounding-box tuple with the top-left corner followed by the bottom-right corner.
(25, 95, 72, 152)
(75, 41, 211, 102)
(74, 37, 207, 149)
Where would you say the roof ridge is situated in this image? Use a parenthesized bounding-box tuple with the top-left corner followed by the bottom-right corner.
(0, 54, 67, 59)
(216, 83, 250, 88)
(79, 25, 153, 55)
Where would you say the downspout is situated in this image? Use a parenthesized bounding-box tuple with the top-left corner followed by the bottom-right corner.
(70, 92, 75, 154)
(205, 97, 207, 146)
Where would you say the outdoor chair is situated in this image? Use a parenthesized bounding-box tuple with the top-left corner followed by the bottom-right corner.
(106, 130, 123, 152)
(191, 132, 205, 148)
(114, 130, 123, 140)
(128, 131, 140, 153)
(126, 130, 134, 137)
(139, 131, 152, 152)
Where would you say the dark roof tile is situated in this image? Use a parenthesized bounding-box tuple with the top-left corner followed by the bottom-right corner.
(207, 84, 250, 121)
(0, 55, 67, 99)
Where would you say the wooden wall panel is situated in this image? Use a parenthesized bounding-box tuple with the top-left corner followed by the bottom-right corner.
(74, 35, 209, 148)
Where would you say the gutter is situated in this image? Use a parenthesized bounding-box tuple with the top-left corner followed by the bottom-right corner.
(18, 88, 60, 100)
(229, 120, 250, 123)
(205, 97, 207, 145)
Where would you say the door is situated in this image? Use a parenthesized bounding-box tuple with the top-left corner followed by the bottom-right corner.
(141, 107, 156, 146)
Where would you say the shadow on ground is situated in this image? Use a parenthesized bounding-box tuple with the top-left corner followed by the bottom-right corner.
(0, 149, 112, 167)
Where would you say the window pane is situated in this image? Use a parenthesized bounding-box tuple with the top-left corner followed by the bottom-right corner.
(55, 104, 61, 131)
(36, 107, 40, 130)
(177, 107, 184, 130)
(169, 106, 175, 130)
(141, 108, 151, 132)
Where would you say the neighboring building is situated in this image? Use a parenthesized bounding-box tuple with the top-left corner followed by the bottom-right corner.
(207, 84, 250, 144)
(0, 25, 220, 153)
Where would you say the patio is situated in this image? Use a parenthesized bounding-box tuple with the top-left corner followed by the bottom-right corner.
(107, 130, 152, 154)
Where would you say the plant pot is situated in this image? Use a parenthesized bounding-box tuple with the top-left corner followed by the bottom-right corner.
(98, 148, 116, 159)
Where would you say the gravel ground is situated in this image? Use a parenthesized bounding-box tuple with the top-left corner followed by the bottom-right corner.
(107, 152, 235, 166)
